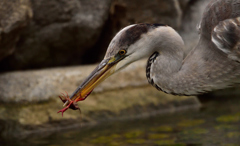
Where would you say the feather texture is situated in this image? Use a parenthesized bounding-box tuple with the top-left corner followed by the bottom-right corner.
(151, 0, 240, 95)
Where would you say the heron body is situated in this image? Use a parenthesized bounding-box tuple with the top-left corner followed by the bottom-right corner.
(58, 0, 240, 115)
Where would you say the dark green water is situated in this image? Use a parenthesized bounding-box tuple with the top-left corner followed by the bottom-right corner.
(3, 97, 240, 146)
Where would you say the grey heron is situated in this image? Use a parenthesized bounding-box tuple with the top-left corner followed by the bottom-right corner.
(58, 0, 240, 115)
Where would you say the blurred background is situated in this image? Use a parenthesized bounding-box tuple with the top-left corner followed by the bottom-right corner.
(0, 0, 205, 72)
(1, 0, 240, 145)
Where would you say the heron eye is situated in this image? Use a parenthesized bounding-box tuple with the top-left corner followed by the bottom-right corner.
(118, 49, 126, 55)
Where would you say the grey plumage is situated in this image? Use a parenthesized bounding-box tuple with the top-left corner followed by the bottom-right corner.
(103, 0, 240, 96)
(64, 0, 240, 108)
(212, 17, 240, 61)
(174, 0, 240, 95)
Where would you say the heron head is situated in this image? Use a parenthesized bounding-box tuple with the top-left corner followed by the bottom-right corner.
(105, 23, 169, 72)
(63, 23, 166, 105)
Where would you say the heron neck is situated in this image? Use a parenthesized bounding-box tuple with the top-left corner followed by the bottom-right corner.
(147, 29, 188, 95)
(152, 37, 239, 96)
(151, 34, 206, 95)
(149, 39, 186, 95)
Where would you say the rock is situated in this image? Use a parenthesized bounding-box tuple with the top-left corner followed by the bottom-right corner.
(110, 0, 184, 33)
(0, 59, 150, 102)
(93, 0, 190, 60)
(0, 0, 111, 71)
(0, 0, 204, 72)
(0, 60, 200, 139)
(0, 85, 200, 140)
(0, 85, 200, 139)
(0, 0, 32, 61)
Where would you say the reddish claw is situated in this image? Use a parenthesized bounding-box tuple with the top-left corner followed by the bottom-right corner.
(57, 90, 93, 117)
(57, 92, 79, 117)
(57, 100, 74, 117)
(58, 92, 68, 103)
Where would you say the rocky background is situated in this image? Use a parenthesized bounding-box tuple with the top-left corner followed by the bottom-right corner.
(0, 0, 223, 140)
(0, 0, 209, 72)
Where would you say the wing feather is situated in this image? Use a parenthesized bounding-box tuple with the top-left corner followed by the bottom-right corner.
(197, 0, 240, 61)
(212, 17, 240, 61)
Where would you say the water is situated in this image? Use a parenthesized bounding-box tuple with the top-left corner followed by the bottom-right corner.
(3, 97, 240, 146)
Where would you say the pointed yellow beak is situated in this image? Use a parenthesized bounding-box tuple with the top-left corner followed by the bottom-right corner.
(63, 57, 117, 106)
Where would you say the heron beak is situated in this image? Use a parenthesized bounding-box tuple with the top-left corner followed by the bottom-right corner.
(63, 57, 118, 106)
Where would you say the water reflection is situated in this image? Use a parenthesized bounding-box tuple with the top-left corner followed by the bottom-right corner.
(6, 97, 240, 145)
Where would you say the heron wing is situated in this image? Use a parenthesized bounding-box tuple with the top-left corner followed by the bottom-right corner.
(197, 0, 240, 61)
(180, 0, 240, 93)
(199, 0, 240, 38)
(212, 17, 240, 62)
